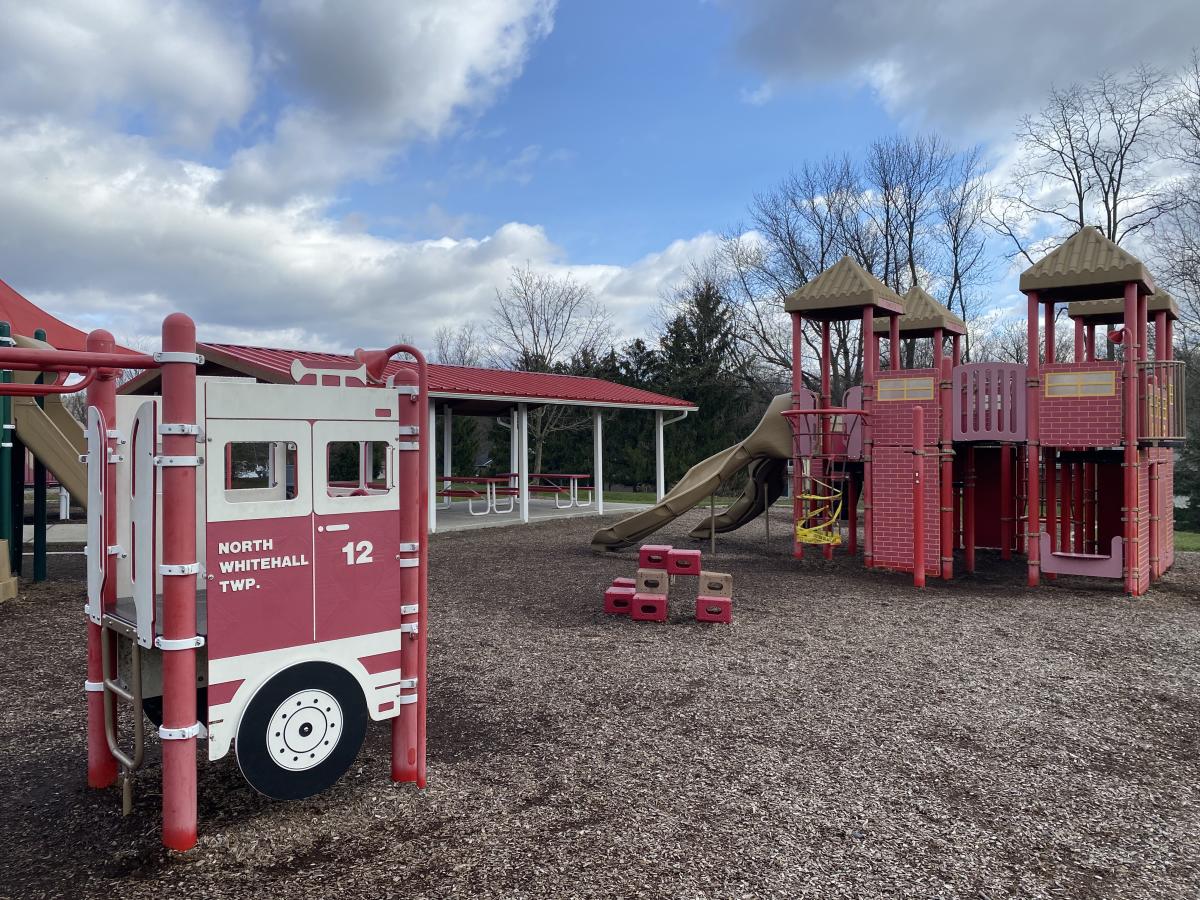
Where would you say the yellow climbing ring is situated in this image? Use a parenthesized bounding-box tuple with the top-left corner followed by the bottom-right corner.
(794, 478, 843, 545)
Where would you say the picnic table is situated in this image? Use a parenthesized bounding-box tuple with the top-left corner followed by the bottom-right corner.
(530, 473, 593, 509)
(437, 475, 518, 516)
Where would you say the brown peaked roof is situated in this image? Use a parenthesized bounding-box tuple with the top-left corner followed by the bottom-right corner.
(872, 285, 966, 336)
(1018, 226, 1155, 301)
(1067, 291, 1179, 325)
(783, 255, 904, 320)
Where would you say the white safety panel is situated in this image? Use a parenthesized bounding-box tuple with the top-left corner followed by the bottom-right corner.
(85, 407, 107, 622)
(130, 401, 158, 646)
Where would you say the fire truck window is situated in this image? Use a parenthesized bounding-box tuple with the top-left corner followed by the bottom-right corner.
(326, 441, 391, 497)
(224, 442, 297, 503)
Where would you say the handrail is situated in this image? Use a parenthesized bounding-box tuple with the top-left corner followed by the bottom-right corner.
(1138, 359, 1186, 443)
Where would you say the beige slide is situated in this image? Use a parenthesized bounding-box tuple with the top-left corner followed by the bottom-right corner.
(11, 334, 88, 507)
(591, 393, 795, 552)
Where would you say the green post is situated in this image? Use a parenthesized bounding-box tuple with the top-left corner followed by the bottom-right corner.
(33, 328, 47, 582)
(10, 432, 23, 575)
(0, 321, 12, 576)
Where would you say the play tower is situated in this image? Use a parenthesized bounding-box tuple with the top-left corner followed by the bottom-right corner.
(785, 228, 1185, 595)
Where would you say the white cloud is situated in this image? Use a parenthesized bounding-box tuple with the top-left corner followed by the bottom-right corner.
(729, 0, 1200, 135)
(218, 0, 556, 203)
(0, 121, 712, 354)
(0, 0, 253, 146)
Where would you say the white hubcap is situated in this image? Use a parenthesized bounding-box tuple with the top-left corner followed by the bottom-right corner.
(267, 690, 342, 771)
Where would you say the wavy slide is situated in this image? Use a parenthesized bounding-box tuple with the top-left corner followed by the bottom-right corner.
(591, 393, 793, 552)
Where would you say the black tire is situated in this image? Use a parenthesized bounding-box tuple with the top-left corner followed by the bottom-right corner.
(235, 662, 368, 800)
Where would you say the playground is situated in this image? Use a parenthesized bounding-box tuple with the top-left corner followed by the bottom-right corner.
(2, 509, 1198, 898)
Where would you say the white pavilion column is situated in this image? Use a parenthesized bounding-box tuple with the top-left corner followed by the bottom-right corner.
(442, 405, 452, 493)
(518, 403, 530, 523)
(594, 409, 604, 515)
(654, 410, 665, 502)
(509, 407, 519, 487)
(427, 399, 437, 533)
(60, 488, 70, 520)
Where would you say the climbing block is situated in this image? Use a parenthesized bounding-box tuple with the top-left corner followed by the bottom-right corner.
(695, 596, 732, 624)
(636, 567, 669, 595)
(611, 576, 637, 589)
(631, 592, 668, 622)
(604, 586, 635, 615)
(638, 544, 672, 568)
(666, 548, 702, 575)
(699, 570, 732, 598)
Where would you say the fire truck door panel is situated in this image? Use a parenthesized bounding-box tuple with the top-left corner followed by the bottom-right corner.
(312, 422, 403, 643)
(204, 418, 315, 661)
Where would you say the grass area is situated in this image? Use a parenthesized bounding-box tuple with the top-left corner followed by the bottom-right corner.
(1176, 530, 1200, 552)
(602, 490, 657, 504)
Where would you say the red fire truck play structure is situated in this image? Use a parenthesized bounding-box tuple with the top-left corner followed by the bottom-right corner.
(0, 314, 429, 851)
(786, 227, 1186, 595)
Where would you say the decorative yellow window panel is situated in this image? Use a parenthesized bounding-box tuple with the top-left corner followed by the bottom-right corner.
(877, 376, 934, 402)
(1044, 371, 1116, 398)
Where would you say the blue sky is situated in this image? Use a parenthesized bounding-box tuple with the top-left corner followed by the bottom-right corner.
(357, 1, 890, 264)
(0, 0, 1197, 351)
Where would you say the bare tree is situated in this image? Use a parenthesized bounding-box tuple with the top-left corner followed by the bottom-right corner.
(488, 264, 611, 472)
(720, 136, 989, 397)
(991, 65, 1177, 262)
(432, 322, 484, 367)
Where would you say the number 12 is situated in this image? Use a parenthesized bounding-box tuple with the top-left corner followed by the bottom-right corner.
(341, 540, 374, 565)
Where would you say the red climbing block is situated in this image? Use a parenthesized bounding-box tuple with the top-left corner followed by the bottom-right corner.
(631, 592, 668, 622)
(666, 548, 702, 575)
(611, 576, 636, 589)
(695, 596, 732, 624)
(604, 586, 635, 615)
(638, 544, 672, 568)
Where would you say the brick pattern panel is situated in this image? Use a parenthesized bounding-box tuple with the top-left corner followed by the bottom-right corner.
(871, 444, 940, 575)
(1040, 362, 1122, 449)
(872, 369, 941, 448)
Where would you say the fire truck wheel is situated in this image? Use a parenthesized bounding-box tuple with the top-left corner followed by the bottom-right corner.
(236, 662, 368, 800)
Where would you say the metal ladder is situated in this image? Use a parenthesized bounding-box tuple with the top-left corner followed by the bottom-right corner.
(99, 615, 144, 816)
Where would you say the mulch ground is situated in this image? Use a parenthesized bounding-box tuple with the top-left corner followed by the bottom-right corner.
(1, 509, 1198, 899)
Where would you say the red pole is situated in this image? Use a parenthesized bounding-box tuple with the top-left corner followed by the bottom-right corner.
(861, 306, 875, 569)
(391, 348, 428, 787)
(847, 474, 858, 556)
(1072, 463, 1084, 554)
(1085, 324, 1096, 362)
(1083, 462, 1095, 554)
(1026, 292, 1041, 587)
(1059, 462, 1072, 553)
(937, 337, 953, 580)
(1123, 281, 1139, 596)
(889, 314, 900, 371)
(1044, 301, 1056, 364)
(820, 321, 832, 559)
(913, 405, 925, 588)
(1074, 318, 1084, 362)
(1044, 447, 1057, 580)
(952, 334, 962, 367)
(964, 445, 976, 573)
(791, 312, 804, 560)
(1165, 318, 1174, 360)
(1000, 443, 1012, 561)
(84, 329, 118, 790)
(159, 313, 199, 851)
(1149, 462, 1160, 581)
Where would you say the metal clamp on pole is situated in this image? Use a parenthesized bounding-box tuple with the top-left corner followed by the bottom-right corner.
(397, 677, 418, 689)
(397, 441, 419, 452)
(396, 694, 419, 705)
(397, 558, 419, 568)
(400, 604, 419, 615)
(159, 423, 204, 439)
(153, 351, 205, 366)
(159, 562, 201, 576)
(107, 544, 127, 558)
(84, 679, 105, 693)
(154, 635, 205, 651)
(398, 542, 419, 552)
(394, 384, 419, 396)
(154, 455, 204, 467)
(158, 722, 203, 741)
(400, 622, 419, 635)
(398, 425, 419, 435)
